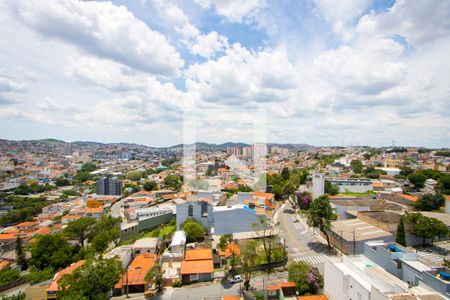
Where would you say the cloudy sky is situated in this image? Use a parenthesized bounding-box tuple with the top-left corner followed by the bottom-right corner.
(0, 0, 449, 147)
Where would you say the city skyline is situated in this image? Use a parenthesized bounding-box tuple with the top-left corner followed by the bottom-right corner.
(0, 0, 449, 147)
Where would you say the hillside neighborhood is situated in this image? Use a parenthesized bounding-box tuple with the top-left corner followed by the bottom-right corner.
(0, 140, 449, 299)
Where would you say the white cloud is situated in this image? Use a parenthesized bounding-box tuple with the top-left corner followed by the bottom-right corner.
(185, 43, 299, 104)
(194, 0, 266, 23)
(356, 0, 450, 46)
(313, 0, 371, 38)
(190, 31, 229, 58)
(7, 0, 184, 77)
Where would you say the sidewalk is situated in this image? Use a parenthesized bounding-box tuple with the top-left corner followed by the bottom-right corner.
(295, 207, 329, 246)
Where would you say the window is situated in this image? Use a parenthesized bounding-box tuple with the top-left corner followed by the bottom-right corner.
(188, 204, 193, 217)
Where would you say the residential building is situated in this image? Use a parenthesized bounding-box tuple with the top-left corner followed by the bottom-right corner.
(47, 260, 85, 300)
(181, 248, 214, 284)
(96, 177, 122, 196)
(328, 218, 394, 255)
(312, 173, 325, 199)
(105, 246, 132, 269)
(131, 238, 160, 255)
(114, 253, 157, 295)
(326, 177, 373, 193)
(324, 255, 442, 300)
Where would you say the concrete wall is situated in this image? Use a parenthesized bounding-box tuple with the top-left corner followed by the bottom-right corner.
(138, 213, 173, 232)
(333, 204, 369, 220)
(324, 260, 348, 300)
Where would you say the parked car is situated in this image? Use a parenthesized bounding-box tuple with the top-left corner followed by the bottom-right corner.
(291, 216, 299, 223)
(228, 275, 243, 284)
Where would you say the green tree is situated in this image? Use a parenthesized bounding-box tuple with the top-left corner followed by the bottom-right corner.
(54, 177, 71, 186)
(239, 240, 257, 291)
(29, 233, 76, 271)
(350, 160, 363, 174)
(90, 231, 111, 253)
(57, 257, 122, 300)
(281, 167, 290, 181)
(217, 234, 236, 271)
(89, 215, 121, 246)
(80, 162, 97, 172)
(73, 171, 92, 183)
(64, 217, 96, 247)
(164, 175, 182, 190)
(143, 180, 157, 191)
(144, 262, 163, 291)
(288, 261, 323, 295)
(282, 182, 297, 201)
(405, 213, 449, 246)
(15, 237, 27, 271)
(396, 217, 406, 246)
(438, 174, 450, 195)
(25, 267, 54, 284)
(408, 173, 426, 189)
(0, 267, 22, 287)
(400, 166, 414, 177)
(324, 181, 339, 195)
(182, 219, 205, 243)
(306, 195, 337, 248)
(126, 170, 142, 181)
(252, 216, 277, 274)
(414, 193, 444, 211)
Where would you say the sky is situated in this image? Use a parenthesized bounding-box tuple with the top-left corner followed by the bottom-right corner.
(0, 0, 449, 147)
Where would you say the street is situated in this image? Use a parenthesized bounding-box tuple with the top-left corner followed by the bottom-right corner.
(170, 272, 288, 300)
(277, 202, 339, 270)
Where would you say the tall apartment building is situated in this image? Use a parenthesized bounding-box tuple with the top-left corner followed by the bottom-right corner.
(96, 177, 122, 195)
(63, 142, 73, 156)
(226, 146, 241, 156)
(242, 146, 253, 157)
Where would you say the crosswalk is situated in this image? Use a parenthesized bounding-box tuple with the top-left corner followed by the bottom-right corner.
(417, 251, 445, 265)
(292, 254, 339, 265)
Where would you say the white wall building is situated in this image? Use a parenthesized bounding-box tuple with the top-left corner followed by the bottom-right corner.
(312, 172, 325, 199)
(324, 256, 442, 300)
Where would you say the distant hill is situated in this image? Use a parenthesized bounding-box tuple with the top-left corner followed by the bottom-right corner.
(0, 138, 313, 150)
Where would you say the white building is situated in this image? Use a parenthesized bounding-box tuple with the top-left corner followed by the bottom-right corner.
(131, 238, 160, 255)
(105, 246, 132, 269)
(324, 256, 442, 300)
(312, 172, 325, 199)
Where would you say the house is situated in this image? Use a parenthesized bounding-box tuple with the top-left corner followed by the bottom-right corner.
(46, 260, 85, 300)
(85, 207, 104, 218)
(105, 245, 132, 269)
(114, 253, 157, 295)
(181, 248, 214, 284)
(217, 242, 240, 268)
(265, 282, 296, 298)
(131, 238, 160, 255)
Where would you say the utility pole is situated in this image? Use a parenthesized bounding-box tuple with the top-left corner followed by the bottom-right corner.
(340, 230, 344, 256)
(126, 268, 129, 298)
(353, 229, 356, 256)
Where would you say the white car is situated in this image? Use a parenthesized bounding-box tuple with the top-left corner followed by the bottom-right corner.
(228, 275, 243, 284)
(291, 216, 299, 223)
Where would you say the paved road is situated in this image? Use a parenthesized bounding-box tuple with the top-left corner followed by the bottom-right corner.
(277, 202, 339, 269)
(111, 197, 126, 219)
(170, 272, 288, 300)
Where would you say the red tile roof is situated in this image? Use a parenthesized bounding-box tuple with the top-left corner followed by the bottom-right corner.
(184, 248, 213, 261)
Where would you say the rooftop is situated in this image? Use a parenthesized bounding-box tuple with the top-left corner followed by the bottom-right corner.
(180, 259, 213, 275)
(330, 218, 393, 241)
(184, 248, 213, 261)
